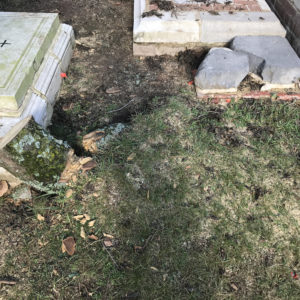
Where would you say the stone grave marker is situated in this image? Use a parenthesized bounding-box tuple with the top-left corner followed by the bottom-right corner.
(0, 12, 74, 149)
(0, 12, 74, 188)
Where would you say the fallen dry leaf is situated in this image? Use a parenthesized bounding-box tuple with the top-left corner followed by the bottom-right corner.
(103, 239, 113, 247)
(106, 87, 121, 94)
(73, 214, 84, 221)
(84, 214, 91, 221)
(62, 236, 76, 255)
(127, 153, 136, 161)
(80, 227, 86, 239)
(82, 160, 97, 172)
(0, 180, 9, 197)
(65, 189, 73, 198)
(88, 220, 95, 227)
(88, 234, 99, 240)
(103, 233, 114, 239)
(80, 218, 87, 225)
(82, 130, 104, 153)
(62, 103, 74, 111)
(37, 214, 45, 221)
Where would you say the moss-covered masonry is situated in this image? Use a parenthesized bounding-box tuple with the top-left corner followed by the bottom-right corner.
(5, 120, 69, 183)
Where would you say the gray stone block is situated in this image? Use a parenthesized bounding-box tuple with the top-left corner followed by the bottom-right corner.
(194, 48, 249, 91)
(230, 36, 300, 85)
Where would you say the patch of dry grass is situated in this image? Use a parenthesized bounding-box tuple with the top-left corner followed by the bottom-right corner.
(1, 98, 300, 299)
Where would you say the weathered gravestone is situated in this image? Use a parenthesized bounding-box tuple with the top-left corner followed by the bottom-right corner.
(0, 12, 75, 189)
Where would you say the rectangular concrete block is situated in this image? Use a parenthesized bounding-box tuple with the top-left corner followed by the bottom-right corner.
(0, 12, 59, 116)
(52, 24, 75, 72)
(200, 12, 286, 43)
(0, 93, 52, 148)
(29, 93, 53, 127)
(33, 55, 62, 105)
(134, 11, 201, 44)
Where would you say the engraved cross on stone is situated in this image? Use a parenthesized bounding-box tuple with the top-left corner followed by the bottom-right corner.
(0, 40, 11, 48)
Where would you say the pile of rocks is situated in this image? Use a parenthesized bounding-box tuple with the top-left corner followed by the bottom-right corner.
(195, 36, 300, 97)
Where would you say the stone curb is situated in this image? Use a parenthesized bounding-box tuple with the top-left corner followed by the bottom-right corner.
(197, 91, 300, 101)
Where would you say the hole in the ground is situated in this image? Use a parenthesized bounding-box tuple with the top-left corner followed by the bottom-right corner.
(49, 93, 170, 156)
(177, 48, 209, 77)
(111, 109, 133, 124)
(48, 107, 85, 156)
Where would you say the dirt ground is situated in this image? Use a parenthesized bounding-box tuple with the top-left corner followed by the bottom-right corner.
(1, 0, 204, 145)
(0, 0, 200, 294)
(1, 1, 300, 299)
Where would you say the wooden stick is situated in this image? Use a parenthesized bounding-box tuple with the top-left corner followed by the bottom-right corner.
(0, 280, 17, 285)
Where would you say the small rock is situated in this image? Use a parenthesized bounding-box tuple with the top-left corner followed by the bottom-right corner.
(88, 234, 98, 240)
(195, 48, 249, 93)
(12, 185, 31, 201)
(95, 123, 126, 151)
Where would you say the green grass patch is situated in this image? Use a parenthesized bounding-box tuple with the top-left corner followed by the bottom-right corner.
(1, 98, 300, 299)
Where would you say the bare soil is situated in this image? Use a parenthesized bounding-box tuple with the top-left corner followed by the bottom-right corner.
(0, 0, 200, 289)
(1, 1, 300, 299)
(1, 0, 204, 142)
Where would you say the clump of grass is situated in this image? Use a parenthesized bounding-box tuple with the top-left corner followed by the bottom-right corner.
(1, 98, 300, 299)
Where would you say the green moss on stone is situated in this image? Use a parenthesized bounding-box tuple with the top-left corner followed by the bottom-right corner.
(5, 121, 69, 183)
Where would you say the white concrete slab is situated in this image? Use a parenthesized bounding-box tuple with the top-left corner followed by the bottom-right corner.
(0, 17, 74, 149)
(0, 94, 50, 149)
(133, 0, 286, 54)
(0, 12, 60, 115)
(200, 12, 285, 44)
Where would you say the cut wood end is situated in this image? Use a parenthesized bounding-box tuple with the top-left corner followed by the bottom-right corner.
(0, 180, 9, 197)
